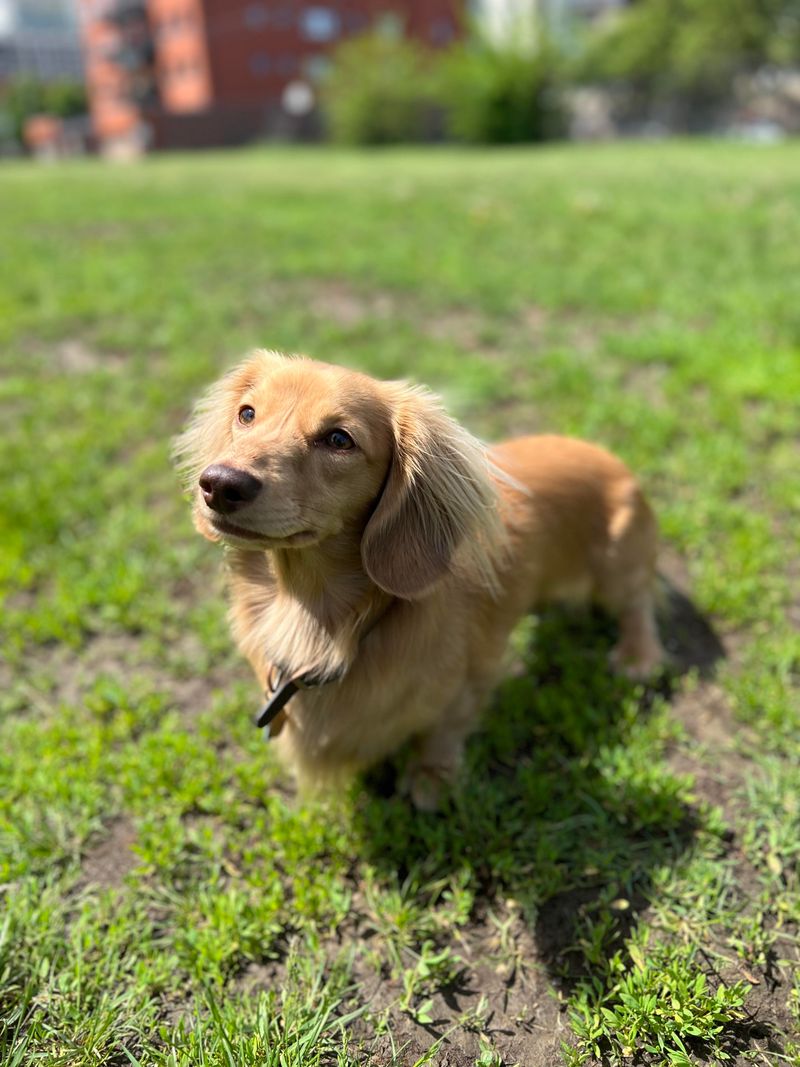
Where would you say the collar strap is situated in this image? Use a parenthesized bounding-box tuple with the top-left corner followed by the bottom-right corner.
(254, 664, 345, 732)
(254, 597, 395, 735)
(254, 676, 299, 730)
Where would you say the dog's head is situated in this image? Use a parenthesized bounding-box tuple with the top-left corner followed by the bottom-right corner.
(174, 350, 502, 598)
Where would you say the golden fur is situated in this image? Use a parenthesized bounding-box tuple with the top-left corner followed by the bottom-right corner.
(175, 350, 663, 809)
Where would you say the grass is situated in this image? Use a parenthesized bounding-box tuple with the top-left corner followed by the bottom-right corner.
(1, 141, 798, 1066)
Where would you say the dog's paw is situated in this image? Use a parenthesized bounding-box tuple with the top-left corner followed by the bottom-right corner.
(609, 638, 664, 681)
(401, 763, 451, 812)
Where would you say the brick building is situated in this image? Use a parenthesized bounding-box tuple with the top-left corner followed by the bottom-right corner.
(80, 0, 462, 154)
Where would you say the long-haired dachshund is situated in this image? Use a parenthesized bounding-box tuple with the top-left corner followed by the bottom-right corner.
(175, 350, 662, 809)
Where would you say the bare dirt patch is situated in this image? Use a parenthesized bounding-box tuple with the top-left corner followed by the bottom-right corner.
(234, 915, 569, 1067)
(59, 632, 148, 705)
(5, 631, 148, 720)
(49, 339, 127, 375)
(361, 920, 565, 1067)
(623, 361, 671, 410)
(308, 280, 397, 327)
(422, 308, 493, 352)
(671, 681, 743, 753)
(80, 817, 138, 891)
(287, 277, 697, 366)
(56, 340, 106, 374)
(351, 952, 566, 1067)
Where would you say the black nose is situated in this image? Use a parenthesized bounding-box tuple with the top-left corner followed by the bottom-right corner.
(199, 464, 262, 514)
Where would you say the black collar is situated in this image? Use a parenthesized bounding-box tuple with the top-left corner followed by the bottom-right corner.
(254, 664, 344, 731)
(254, 596, 396, 735)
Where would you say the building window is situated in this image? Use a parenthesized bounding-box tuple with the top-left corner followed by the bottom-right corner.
(244, 4, 268, 30)
(271, 5, 293, 29)
(343, 11, 367, 31)
(430, 17, 454, 45)
(156, 10, 193, 38)
(275, 54, 297, 75)
(301, 6, 339, 42)
(249, 51, 270, 76)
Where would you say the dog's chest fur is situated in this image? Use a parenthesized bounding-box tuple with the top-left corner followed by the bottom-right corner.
(225, 547, 482, 776)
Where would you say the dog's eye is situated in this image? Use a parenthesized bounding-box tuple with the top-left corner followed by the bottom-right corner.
(322, 429, 355, 451)
(238, 406, 256, 425)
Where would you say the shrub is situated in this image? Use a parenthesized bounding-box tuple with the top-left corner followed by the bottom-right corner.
(322, 32, 441, 145)
(4, 77, 87, 144)
(439, 41, 566, 144)
(323, 28, 566, 147)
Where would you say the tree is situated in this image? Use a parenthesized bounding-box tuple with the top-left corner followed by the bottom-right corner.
(581, 0, 800, 102)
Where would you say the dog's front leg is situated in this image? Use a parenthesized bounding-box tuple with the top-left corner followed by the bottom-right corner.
(402, 688, 483, 811)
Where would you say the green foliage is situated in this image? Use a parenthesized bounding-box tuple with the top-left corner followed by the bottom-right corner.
(569, 935, 748, 1064)
(322, 32, 440, 145)
(399, 942, 461, 1021)
(323, 30, 565, 146)
(581, 0, 800, 101)
(3, 76, 87, 143)
(439, 41, 565, 144)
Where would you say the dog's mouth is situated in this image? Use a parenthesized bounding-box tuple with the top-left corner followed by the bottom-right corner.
(210, 516, 317, 547)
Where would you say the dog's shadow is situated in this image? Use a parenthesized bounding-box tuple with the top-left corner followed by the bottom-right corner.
(354, 574, 725, 994)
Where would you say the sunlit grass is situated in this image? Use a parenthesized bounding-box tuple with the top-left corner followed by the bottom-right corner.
(1, 142, 798, 1065)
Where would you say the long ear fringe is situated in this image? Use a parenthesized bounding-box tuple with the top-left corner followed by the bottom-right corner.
(456, 454, 514, 597)
(404, 406, 507, 596)
(362, 383, 508, 599)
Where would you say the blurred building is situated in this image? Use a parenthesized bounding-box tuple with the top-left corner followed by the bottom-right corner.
(80, 0, 462, 155)
(0, 0, 84, 81)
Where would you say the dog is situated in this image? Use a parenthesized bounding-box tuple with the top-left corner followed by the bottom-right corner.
(175, 350, 663, 809)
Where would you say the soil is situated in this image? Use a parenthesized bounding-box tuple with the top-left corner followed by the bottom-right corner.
(79, 817, 139, 891)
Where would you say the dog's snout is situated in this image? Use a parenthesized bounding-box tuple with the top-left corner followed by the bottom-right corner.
(199, 464, 262, 514)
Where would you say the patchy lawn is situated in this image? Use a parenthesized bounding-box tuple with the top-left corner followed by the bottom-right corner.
(1, 143, 798, 1066)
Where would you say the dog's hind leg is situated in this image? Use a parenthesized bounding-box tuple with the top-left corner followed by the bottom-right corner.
(599, 482, 664, 680)
(609, 594, 663, 680)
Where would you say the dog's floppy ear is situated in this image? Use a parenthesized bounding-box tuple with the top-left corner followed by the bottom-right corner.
(361, 384, 502, 599)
